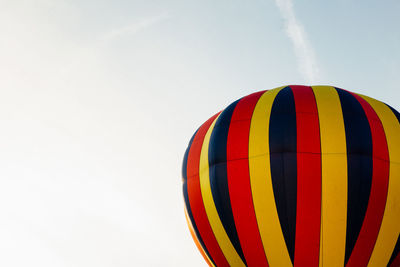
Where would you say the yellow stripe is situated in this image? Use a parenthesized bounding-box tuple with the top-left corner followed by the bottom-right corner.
(248, 86, 293, 267)
(359, 95, 400, 267)
(184, 208, 215, 267)
(198, 115, 246, 267)
(312, 86, 348, 267)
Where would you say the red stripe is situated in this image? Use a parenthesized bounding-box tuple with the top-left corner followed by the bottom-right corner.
(226, 91, 269, 267)
(186, 113, 229, 267)
(345, 93, 390, 267)
(390, 253, 400, 267)
(291, 85, 321, 267)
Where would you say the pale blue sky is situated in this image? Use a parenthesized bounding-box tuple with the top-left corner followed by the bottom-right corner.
(0, 1, 399, 266)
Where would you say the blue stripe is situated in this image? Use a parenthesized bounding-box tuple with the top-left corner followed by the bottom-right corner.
(182, 130, 215, 266)
(386, 104, 400, 266)
(387, 104, 400, 123)
(208, 99, 247, 264)
(336, 88, 373, 265)
(269, 86, 297, 263)
(388, 234, 400, 266)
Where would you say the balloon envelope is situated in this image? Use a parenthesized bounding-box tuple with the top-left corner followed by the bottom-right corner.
(182, 85, 400, 267)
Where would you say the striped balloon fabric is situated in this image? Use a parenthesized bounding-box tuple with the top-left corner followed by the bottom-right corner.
(182, 85, 400, 267)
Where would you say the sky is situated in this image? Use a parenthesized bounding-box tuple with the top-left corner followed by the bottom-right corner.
(0, 0, 399, 266)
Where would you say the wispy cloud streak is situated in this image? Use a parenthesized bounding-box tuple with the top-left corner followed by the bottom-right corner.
(275, 0, 320, 83)
(101, 13, 169, 41)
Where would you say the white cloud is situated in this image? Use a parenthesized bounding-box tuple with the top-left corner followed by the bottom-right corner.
(274, 0, 320, 84)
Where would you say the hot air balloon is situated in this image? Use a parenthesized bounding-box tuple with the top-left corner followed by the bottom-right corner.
(182, 85, 400, 267)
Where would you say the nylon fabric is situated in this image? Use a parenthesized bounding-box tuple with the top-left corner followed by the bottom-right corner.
(199, 114, 246, 267)
(390, 254, 400, 267)
(313, 86, 348, 267)
(182, 85, 400, 267)
(345, 93, 390, 267)
(184, 207, 215, 267)
(336, 88, 373, 265)
(388, 235, 400, 266)
(186, 114, 230, 267)
(248, 86, 293, 267)
(183, 183, 214, 266)
(387, 108, 400, 267)
(227, 91, 269, 266)
(182, 130, 215, 266)
(269, 87, 297, 263)
(208, 100, 247, 264)
(291, 85, 321, 267)
(359, 95, 400, 267)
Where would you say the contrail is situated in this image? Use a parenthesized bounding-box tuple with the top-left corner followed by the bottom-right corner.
(274, 0, 320, 84)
